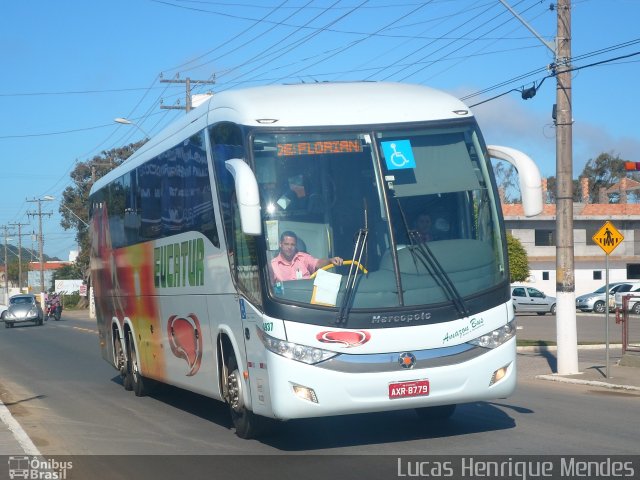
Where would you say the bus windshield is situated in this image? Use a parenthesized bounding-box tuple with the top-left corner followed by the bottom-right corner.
(253, 122, 505, 311)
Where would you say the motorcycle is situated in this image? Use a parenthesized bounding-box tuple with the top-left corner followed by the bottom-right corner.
(45, 296, 62, 321)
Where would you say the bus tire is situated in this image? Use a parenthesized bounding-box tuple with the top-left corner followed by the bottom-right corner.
(415, 404, 456, 421)
(127, 330, 148, 397)
(226, 356, 269, 439)
(116, 335, 132, 391)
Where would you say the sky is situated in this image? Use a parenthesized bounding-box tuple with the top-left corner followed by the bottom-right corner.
(1, 0, 639, 261)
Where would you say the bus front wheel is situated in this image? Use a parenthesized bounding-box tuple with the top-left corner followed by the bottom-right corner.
(226, 356, 270, 439)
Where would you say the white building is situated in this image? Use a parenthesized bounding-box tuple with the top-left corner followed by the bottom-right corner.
(503, 177, 640, 297)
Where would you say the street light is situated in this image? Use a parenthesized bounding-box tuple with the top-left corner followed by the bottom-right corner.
(114, 117, 150, 139)
(43, 196, 90, 228)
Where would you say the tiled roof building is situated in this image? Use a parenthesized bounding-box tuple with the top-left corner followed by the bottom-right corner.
(502, 177, 640, 296)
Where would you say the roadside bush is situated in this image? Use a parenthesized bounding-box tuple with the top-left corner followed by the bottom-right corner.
(62, 292, 81, 309)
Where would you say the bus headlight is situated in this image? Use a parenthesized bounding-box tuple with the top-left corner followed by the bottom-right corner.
(257, 328, 338, 365)
(468, 320, 516, 349)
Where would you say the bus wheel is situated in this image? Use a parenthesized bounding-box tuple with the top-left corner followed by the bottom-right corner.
(415, 404, 456, 421)
(127, 331, 148, 397)
(226, 356, 268, 439)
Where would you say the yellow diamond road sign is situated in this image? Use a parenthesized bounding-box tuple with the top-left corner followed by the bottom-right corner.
(593, 221, 624, 254)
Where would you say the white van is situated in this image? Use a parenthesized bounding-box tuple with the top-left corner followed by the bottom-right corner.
(614, 282, 640, 313)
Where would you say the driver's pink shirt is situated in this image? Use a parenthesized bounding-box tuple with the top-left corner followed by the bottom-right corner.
(271, 252, 319, 282)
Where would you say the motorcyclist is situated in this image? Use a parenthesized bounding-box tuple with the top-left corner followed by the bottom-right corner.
(46, 293, 62, 321)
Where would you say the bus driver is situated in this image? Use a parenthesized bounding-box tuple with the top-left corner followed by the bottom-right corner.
(270, 231, 343, 283)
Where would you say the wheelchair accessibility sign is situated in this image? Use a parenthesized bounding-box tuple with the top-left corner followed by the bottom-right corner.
(381, 140, 416, 170)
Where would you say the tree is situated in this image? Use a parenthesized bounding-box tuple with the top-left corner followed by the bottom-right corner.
(492, 160, 520, 203)
(52, 263, 84, 281)
(578, 152, 637, 203)
(507, 232, 529, 282)
(544, 176, 580, 203)
(6, 260, 20, 284)
(60, 141, 146, 302)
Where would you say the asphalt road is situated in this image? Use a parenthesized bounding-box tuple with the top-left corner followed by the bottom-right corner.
(0, 311, 638, 469)
(516, 310, 639, 344)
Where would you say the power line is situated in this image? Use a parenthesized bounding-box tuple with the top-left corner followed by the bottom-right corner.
(396, 0, 540, 82)
(161, 0, 291, 75)
(220, 0, 358, 87)
(0, 86, 169, 98)
(468, 49, 640, 107)
(273, 0, 431, 84)
(462, 37, 640, 102)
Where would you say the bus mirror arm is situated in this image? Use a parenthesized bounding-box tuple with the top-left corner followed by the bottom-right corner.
(225, 159, 262, 235)
(487, 145, 543, 217)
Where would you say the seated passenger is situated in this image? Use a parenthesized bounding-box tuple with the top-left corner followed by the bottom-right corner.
(271, 231, 343, 282)
(413, 213, 433, 243)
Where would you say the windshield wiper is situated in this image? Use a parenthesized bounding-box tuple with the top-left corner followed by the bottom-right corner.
(396, 201, 469, 318)
(408, 230, 469, 317)
(336, 228, 368, 325)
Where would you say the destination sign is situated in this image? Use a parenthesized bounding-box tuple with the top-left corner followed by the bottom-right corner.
(277, 140, 362, 156)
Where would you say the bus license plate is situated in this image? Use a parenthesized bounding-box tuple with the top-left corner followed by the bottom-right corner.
(388, 379, 430, 399)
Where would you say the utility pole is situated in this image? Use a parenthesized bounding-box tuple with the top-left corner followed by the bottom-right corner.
(160, 74, 215, 113)
(91, 161, 116, 184)
(9, 222, 29, 293)
(499, 0, 577, 374)
(27, 198, 53, 294)
(554, 0, 578, 374)
(1, 225, 15, 302)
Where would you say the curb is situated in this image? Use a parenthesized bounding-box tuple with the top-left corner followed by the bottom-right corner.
(517, 344, 622, 353)
(0, 399, 41, 456)
(535, 373, 640, 392)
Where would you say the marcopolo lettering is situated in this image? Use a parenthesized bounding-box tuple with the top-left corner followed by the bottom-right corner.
(154, 238, 205, 288)
(372, 311, 431, 324)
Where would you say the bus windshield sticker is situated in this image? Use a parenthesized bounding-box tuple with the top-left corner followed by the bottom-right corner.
(381, 140, 416, 170)
(277, 139, 362, 156)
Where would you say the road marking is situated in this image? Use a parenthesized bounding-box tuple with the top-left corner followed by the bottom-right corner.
(73, 326, 98, 335)
(47, 324, 98, 334)
(0, 400, 41, 456)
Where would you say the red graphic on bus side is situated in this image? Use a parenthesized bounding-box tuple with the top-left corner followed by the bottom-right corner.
(167, 314, 203, 376)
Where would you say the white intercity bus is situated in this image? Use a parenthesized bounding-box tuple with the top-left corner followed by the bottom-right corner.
(89, 82, 542, 438)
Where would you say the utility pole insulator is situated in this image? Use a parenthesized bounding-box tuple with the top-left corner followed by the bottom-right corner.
(160, 75, 215, 113)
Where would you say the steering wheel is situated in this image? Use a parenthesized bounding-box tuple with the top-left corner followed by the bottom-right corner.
(310, 260, 368, 279)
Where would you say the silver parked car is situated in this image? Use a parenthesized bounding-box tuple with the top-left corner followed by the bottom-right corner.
(511, 285, 556, 315)
(575, 282, 638, 313)
(3, 294, 44, 328)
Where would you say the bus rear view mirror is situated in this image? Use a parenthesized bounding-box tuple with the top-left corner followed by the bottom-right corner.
(487, 145, 543, 217)
(225, 159, 262, 235)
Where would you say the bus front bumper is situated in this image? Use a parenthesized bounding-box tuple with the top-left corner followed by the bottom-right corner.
(263, 338, 516, 420)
